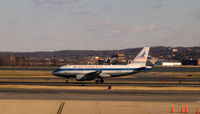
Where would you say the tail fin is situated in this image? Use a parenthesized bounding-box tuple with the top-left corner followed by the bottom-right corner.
(128, 47, 150, 67)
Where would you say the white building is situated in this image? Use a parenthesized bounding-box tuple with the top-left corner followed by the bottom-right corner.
(155, 60, 182, 66)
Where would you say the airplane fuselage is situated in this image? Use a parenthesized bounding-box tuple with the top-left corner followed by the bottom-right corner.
(53, 65, 150, 78)
(52, 47, 151, 82)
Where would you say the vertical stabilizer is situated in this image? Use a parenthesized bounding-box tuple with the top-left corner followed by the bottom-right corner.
(128, 47, 150, 67)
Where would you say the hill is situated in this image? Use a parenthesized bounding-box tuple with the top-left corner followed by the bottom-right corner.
(0, 46, 200, 60)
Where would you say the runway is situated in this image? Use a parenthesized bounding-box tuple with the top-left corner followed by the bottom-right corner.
(0, 72, 199, 102)
(0, 83, 200, 114)
(0, 73, 200, 87)
(1, 74, 200, 82)
(0, 88, 200, 102)
(1, 81, 200, 87)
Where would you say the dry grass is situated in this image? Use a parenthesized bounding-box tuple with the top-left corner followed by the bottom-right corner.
(151, 72, 200, 78)
(0, 70, 52, 76)
(0, 85, 200, 91)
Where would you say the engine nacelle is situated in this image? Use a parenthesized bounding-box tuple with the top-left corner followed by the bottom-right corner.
(76, 74, 95, 81)
(99, 73, 111, 78)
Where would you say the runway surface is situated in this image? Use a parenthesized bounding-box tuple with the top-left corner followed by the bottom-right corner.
(1, 81, 200, 87)
(0, 88, 200, 102)
(0, 73, 200, 87)
(1, 74, 200, 82)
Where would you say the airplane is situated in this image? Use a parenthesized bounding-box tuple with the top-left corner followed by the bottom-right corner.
(52, 47, 151, 83)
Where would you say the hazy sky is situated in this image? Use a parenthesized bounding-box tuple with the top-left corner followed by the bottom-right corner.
(0, 0, 200, 51)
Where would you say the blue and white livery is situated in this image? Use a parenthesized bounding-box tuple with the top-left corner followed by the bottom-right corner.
(53, 47, 151, 83)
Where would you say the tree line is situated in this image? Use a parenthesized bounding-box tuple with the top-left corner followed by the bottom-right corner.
(0, 46, 200, 66)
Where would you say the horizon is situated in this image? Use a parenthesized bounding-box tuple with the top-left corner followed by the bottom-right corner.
(0, 0, 200, 51)
(0, 46, 199, 53)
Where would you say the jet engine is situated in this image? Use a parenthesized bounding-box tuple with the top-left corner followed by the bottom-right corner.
(76, 74, 95, 81)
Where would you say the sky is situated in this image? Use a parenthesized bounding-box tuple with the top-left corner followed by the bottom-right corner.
(0, 0, 200, 52)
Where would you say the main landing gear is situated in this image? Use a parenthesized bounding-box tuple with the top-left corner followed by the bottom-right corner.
(95, 79, 104, 84)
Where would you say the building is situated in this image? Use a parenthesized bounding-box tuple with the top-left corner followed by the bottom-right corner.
(172, 48, 178, 52)
(155, 60, 182, 66)
(117, 53, 125, 61)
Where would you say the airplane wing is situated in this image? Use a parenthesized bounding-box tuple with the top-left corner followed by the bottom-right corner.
(131, 67, 146, 74)
(76, 70, 102, 81)
(86, 70, 102, 76)
(134, 67, 146, 71)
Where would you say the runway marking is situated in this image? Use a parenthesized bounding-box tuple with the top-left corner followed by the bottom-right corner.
(57, 102, 65, 114)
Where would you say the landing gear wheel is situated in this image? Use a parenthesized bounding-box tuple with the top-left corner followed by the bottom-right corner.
(100, 80, 104, 83)
(95, 79, 104, 84)
(95, 80, 100, 84)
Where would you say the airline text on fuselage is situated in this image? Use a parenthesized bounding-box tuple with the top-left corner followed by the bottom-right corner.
(73, 66, 103, 69)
